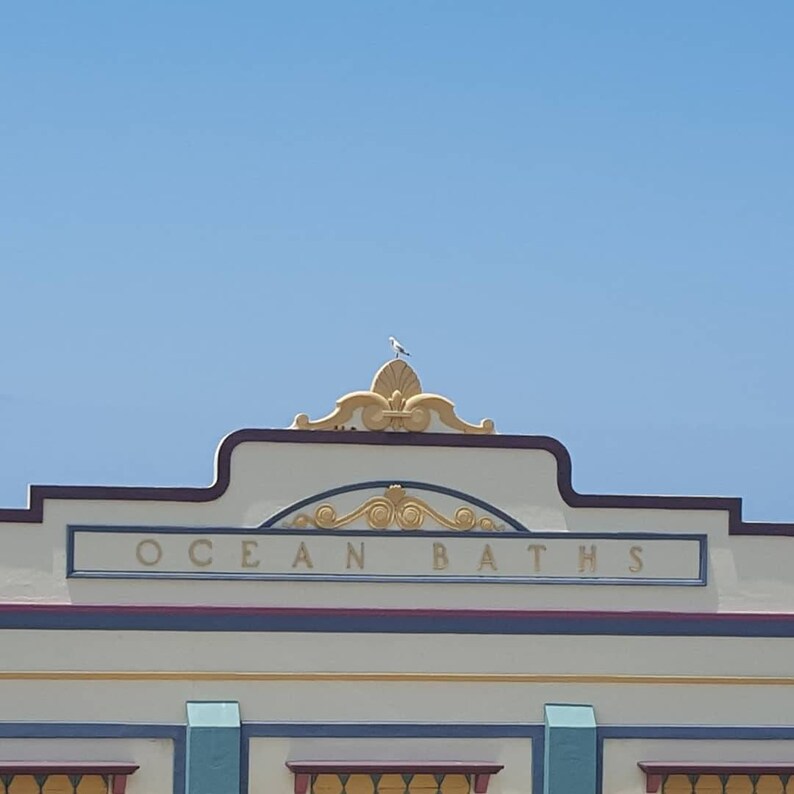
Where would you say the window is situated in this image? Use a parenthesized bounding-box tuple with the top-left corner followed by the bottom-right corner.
(287, 762, 503, 794)
(638, 763, 794, 794)
(0, 764, 138, 794)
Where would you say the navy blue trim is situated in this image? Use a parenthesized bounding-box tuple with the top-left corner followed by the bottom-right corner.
(595, 725, 794, 794)
(600, 725, 794, 739)
(260, 480, 529, 532)
(4, 605, 794, 636)
(67, 572, 707, 586)
(66, 525, 707, 587)
(3, 429, 793, 537)
(0, 723, 185, 794)
(240, 722, 544, 794)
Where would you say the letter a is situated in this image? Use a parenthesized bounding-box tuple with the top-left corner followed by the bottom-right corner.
(292, 541, 314, 569)
(478, 544, 498, 571)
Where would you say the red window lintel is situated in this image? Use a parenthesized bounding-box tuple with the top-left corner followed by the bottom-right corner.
(286, 761, 505, 794)
(0, 762, 139, 794)
(638, 762, 794, 793)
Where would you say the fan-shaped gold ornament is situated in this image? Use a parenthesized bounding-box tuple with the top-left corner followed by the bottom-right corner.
(291, 360, 495, 434)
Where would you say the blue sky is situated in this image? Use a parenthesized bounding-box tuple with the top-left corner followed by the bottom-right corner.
(1, 2, 793, 520)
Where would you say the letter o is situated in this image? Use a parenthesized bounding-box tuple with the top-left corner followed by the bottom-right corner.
(136, 539, 163, 567)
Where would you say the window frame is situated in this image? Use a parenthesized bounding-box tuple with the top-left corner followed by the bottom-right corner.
(638, 762, 794, 793)
(286, 761, 504, 794)
(0, 762, 139, 794)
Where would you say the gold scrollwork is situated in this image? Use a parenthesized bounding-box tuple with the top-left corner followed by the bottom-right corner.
(291, 359, 495, 434)
(285, 484, 504, 532)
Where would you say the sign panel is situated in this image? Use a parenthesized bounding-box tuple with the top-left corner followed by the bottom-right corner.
(68, 527, 707, 585)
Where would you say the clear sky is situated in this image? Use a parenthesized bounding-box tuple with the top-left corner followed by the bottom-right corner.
(1, 3, 793, 521)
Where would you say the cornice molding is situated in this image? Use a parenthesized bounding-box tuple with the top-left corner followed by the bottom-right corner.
(0, 428, 789, 536)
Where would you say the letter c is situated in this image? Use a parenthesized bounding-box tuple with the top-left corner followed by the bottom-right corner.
(188, 538, 213, 567)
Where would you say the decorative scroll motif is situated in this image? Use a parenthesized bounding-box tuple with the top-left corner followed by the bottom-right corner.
(285, 484, 504, 532)
(291, 359, 495, 434)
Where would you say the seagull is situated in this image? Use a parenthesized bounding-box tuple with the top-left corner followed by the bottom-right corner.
(389, 336, 411, 359)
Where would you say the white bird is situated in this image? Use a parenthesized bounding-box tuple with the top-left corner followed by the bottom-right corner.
(389, 336, 411, 358)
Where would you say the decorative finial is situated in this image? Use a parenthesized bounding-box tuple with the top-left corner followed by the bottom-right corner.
(291, 359, 495, 434)
(388, 336, 411, 359)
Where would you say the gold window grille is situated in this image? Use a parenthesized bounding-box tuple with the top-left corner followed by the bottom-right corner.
(0, 775, 108, 794)
(312, 772, 472, 794)
(639, 764, 794, 794)
(287, 762, 504, 794)
(0, 765, 138, 794)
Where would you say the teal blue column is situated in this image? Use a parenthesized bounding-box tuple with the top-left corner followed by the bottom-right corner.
(543, 704, 596, 794)
(186, 701, 241, 794)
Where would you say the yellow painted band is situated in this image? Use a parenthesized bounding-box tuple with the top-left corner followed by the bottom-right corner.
(0, 671, 791, 685)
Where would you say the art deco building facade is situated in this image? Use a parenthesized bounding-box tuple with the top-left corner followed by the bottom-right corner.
(0, 360, 792, 794)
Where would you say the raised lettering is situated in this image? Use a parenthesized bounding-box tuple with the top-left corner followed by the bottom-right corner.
(527, 543, 547, 573)
(477, 543, 498, 571)
(292, 541, 314, 569)
(628, 545, 643, 573)
(135, 539, 163, 567)
(346, 542, 365, 570)
(578, 544, 597, 573)
(241, 539, 261, 568)
(188, 538, 213, 567)
(433, 542, 449, 570)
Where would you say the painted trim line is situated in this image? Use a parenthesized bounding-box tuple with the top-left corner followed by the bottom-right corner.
(1, 671, 794, 685)
(2, 605, 794, 636)
(0, 429, 790, 536)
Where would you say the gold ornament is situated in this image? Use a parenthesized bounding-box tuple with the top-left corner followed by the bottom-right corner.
(286, 484, 504, 532)
(292, 360, 494, 434)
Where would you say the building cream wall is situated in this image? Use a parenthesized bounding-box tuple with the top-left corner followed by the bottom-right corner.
(0, 678, 791, 726)
(0, 436, 791, 610)
(0, 629, 791, 724)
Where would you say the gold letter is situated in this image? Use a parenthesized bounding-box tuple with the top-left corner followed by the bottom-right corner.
(241, 540, 260, 568)
(188, 538, 213, 568)
(478, 543, 498, 571)
(433, 542, 449, 570)
(578, 544, 597, 573)
(346, 542, 365, 570)
(135, 539, 163, 567)
(527, 544, 547, 573)
(628, 545, 643, 573)
(292, 541, 314, 569)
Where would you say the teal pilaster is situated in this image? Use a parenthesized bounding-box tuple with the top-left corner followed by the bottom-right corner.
(186, 701, 241, 794)
(543, 704, 597, 794)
